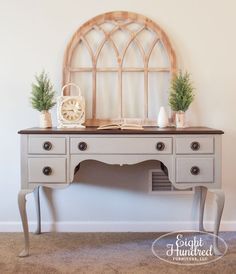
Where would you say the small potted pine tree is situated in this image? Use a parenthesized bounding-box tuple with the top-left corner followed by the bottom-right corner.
(169, 71, 194, 128)
(30, 71, 56, 128)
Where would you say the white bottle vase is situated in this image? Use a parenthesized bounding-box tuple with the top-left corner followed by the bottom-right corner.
(157, 106, 169, 128)
(175, 111, 185, 128)
(40, 110, 52, 128)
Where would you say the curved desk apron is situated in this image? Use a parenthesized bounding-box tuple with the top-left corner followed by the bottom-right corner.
(18, 127, 224, 257)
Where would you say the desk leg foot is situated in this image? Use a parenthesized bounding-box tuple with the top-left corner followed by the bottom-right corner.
(18, 190, 32, 257)
(213, 244, 223, 256)
(212, 190, 225, 256)
(34, 186, 41, 235)
(19, 248, 29, 258)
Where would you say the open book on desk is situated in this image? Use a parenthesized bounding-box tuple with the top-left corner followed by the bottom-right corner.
(97, 123, 144, 130)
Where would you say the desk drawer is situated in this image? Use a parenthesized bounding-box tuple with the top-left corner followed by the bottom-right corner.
(28, 137, 66, 154)
(70, 137, 172, 154)
(176, 157, 214, 183)
(28, 158, 66, 183)
(176, 137, 214, 154)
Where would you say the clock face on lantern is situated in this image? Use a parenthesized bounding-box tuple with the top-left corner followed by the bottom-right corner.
(61, 98, 83, 122)
(57, 95, 85, 128)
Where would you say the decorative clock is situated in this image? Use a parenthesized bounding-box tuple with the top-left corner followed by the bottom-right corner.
(57, 83, 85, 128)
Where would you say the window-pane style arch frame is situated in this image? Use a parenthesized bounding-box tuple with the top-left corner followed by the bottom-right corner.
(63, 11, 177, 126)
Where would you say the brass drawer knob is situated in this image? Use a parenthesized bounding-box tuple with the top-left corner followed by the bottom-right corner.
(78, 142, 87, 151)
(43, 141, 52, 151)
(42, 166, 52, 176)
(156, 142, 165, 151)
(190, 166, 200, 175)
(191, 141, 200, 151)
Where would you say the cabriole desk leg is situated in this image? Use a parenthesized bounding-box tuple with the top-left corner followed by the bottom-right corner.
(199, 186, 207, 232)
(34, 186, 41, 234)
(194, 186, 207, 232)
(18, 189, 33, 257)
(211, 190, 225, 256)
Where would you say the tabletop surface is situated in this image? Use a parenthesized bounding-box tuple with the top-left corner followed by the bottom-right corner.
(18, 127, 224, 135)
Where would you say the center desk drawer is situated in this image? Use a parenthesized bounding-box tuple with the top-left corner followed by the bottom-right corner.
(28, 137, 66, 154)
(70, 137, 172, 154)
(28, 158, 66, 183)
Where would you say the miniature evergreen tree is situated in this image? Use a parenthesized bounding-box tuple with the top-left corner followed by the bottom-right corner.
(30, 71, 56, 112)
(169, 71, 194, 112)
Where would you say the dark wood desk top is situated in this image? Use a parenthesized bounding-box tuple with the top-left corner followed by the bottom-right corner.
(18, 127, 224, 135)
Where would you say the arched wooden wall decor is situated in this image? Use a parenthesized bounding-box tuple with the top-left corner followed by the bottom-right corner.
(63, 11, 177, 126)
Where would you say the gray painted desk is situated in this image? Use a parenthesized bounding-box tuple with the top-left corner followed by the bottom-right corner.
(18, 127, 224, 257)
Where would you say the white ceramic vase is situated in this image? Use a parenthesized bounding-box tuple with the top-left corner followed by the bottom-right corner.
(175, 111, 185, 128)
(40, 111, 52, 128)
(157, 106, 169, 128)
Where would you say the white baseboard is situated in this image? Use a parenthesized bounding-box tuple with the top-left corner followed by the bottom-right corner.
(0, 221, 235, 232)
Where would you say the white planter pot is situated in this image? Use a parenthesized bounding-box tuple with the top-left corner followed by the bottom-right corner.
(175, 111, 185, 128)
(40, 111, 52, 128)
(157, 106, 169, 128)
